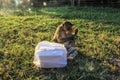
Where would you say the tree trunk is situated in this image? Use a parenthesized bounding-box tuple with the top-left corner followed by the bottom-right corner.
(77, 0, 81, 6)
(70, 0, 75, 6)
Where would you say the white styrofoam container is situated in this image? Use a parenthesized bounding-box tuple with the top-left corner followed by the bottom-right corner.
(33, 41, 67, 68)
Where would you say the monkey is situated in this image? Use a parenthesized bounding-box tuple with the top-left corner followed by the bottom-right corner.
(53, 21, 74, 47)
(52, 21, 78, 59)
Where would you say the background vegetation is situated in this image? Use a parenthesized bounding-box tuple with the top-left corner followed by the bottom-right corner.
(0, 6, 120, 80)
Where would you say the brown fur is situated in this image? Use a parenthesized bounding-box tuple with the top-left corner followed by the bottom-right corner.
(53, 21, 75, 48)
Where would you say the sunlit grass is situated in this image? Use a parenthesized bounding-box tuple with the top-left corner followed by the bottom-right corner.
(0, 6, 120, 80)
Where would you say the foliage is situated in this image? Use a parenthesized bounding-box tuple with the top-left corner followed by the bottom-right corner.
(0, 6, 120, 80)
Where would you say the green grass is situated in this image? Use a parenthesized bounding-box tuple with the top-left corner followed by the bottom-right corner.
(0, 6, 120, 80)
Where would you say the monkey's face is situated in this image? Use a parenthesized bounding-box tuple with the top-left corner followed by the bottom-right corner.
(63, 25, 72, 33)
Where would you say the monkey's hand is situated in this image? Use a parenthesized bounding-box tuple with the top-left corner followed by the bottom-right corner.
(72, 29, 78, 35)
(75, 29, 78, 35)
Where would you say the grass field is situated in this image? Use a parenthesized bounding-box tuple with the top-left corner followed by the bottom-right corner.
(0, 6, 120, 80)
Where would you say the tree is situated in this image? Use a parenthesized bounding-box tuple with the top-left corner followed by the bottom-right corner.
(70, 0, 75, 6)
(77, 0, 81, 5)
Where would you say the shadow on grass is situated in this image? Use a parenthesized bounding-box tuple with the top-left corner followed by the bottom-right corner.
(0, 47, 119, 80)
(30, 6, 120, 26)
(34, 51, 120, 80)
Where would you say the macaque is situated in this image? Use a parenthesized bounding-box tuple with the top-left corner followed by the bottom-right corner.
(53, 21, 78, 59)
